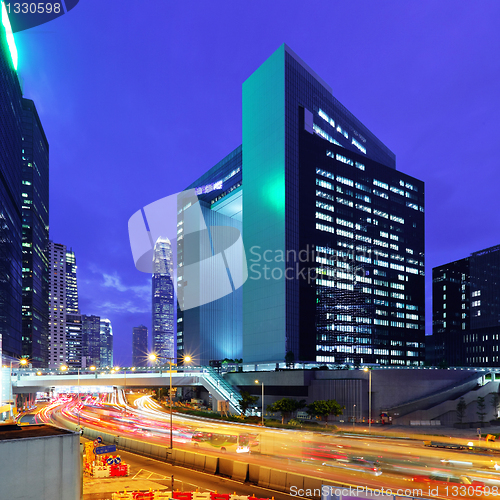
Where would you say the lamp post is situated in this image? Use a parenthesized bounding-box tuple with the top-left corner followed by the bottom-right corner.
(149, 353, 192, 449)
(363, 367, 372, 433)
(255, 380, 264, 426)
(353, 404, 356, 429)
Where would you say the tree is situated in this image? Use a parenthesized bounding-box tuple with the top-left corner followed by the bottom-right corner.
(307, 400, 344, 424)
(456, 397, 467, 423)
(238, 391, 258, 417)
(285, 351, 295, 369)
(477, 396, 486, 424)
(267, 398, 306, 424)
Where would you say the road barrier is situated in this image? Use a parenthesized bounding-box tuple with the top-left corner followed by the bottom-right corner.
(112, 493, 276, 500)
(54, 413, 347, 499)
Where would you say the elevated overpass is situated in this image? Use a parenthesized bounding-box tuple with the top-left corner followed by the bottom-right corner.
(11, 367, 242, 414)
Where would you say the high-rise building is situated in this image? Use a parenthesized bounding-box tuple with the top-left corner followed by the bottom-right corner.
(82, 315, 100, 368)
(99, 318, 113, 367)
(0, 4, 23, 360)
(21, 98, 49, 368)
(64, 249, 82, 368)
(431, 244, 500, 367)
(178, 45, 425, 366)
(132, 325, 148, 367)
(152, 237, 175, 361)
(177, 149, 243, 366)
(48, 242, 67, 368)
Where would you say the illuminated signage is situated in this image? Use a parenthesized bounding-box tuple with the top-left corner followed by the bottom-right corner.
(1, 1, 18, 70)
(195, 180, 223, 196)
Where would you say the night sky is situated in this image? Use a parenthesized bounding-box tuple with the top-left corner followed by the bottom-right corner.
(12, 1, 500, 366)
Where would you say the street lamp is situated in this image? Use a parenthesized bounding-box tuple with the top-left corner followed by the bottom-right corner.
(364, 367, 372, 433)
(353, 404, 356, 429)
(255, 380, 264, 426)
(149, 353, 186, 449)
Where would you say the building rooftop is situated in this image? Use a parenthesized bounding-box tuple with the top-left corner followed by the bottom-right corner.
(0, 423, 75, 442)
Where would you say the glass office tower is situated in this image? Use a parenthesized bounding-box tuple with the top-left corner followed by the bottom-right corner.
(152, 237, 175, 361)
(242, 45, 424, 365)
(179, 45, 425, 366)
(132, 325, 148, 367)
(21, 98, 49, 367)
(99, 318, 113, 367)
(432, 244, 500, 367)
(0, 5, 23, 359)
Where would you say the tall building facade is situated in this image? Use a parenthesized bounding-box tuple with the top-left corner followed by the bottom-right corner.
(99, 318, 113, 367)
(0, 4, 23, 359)
(65, 249, 82, 368)
(178, 45, 425, 366)
(132, 325, 148, 367)
(152, 237, 175, 361)
(431, 244, 500, 367)
(48, 242, 67, 368)
(82, 315, 100, 368)
(21, 98, 49, 368)
(177, 148, 243, 366)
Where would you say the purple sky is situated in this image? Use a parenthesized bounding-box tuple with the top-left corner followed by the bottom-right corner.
(14, 1, 500, 366)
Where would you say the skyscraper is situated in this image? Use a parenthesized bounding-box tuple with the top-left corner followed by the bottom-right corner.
(48, 242, 67, 368)
(178, 45, 425, 366)
(82, 315, 100, 368)
(132, 325, 148, 367)
(65, 249, 82, 368)
(99, 318, 113, 367)
(21, 98, 49, 368)
(152, 237, 175, 361)
(0, 4, 23, 360)
(431, 244, 500, 367)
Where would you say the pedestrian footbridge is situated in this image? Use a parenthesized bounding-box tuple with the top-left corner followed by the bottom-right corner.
(10, 367, 242, 414)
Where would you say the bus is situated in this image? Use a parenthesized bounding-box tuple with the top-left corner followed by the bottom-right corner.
(191, 430, 254, 453)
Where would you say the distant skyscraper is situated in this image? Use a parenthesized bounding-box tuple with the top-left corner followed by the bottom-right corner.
(21, 98, 49, 368)
(0, 9, 23, 360)
(65, 249, 82, 368)
(48, 242, 67, 369)
(430, 244, 500, 367)
(65, 250, 79, 314)
(152, 237, 175, 361)
(132, 325, 148, 367)
(99, 318, 113, 367)
(82, 315, 100, 368)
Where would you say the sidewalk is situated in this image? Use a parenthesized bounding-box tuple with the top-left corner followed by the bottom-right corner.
(334, 422, 497, 440)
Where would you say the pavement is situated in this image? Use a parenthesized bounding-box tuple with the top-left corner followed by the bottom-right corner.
(334, 422, 499, 440)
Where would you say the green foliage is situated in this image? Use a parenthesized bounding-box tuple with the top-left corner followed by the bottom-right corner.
(477, 396, 487, 424)
(456, 397, 467, 423)
(267, 398, 306, 424)
(238, 390, 258, 416)
(307, 399, 344, 423)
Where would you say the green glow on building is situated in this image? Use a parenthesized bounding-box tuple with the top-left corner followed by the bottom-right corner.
(1, 1, 18, 70)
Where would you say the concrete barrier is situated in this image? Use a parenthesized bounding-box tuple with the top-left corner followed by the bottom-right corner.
(286, 472, 303, 493)
(219, 457, 233, 477)
(269, 469, 287, 492)
(184, 451, 196, 467)
(231, 461, 248, 482)
(194, 453, 205, 471)
(303, 476, 323, 499)
(204, 455, 218, 474)
(248, 464, 260, 484)
(258, 467, 271, 489)
(173, 449, 186, 465)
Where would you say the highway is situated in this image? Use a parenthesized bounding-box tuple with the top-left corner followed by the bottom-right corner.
(32, 391, 500, 499)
